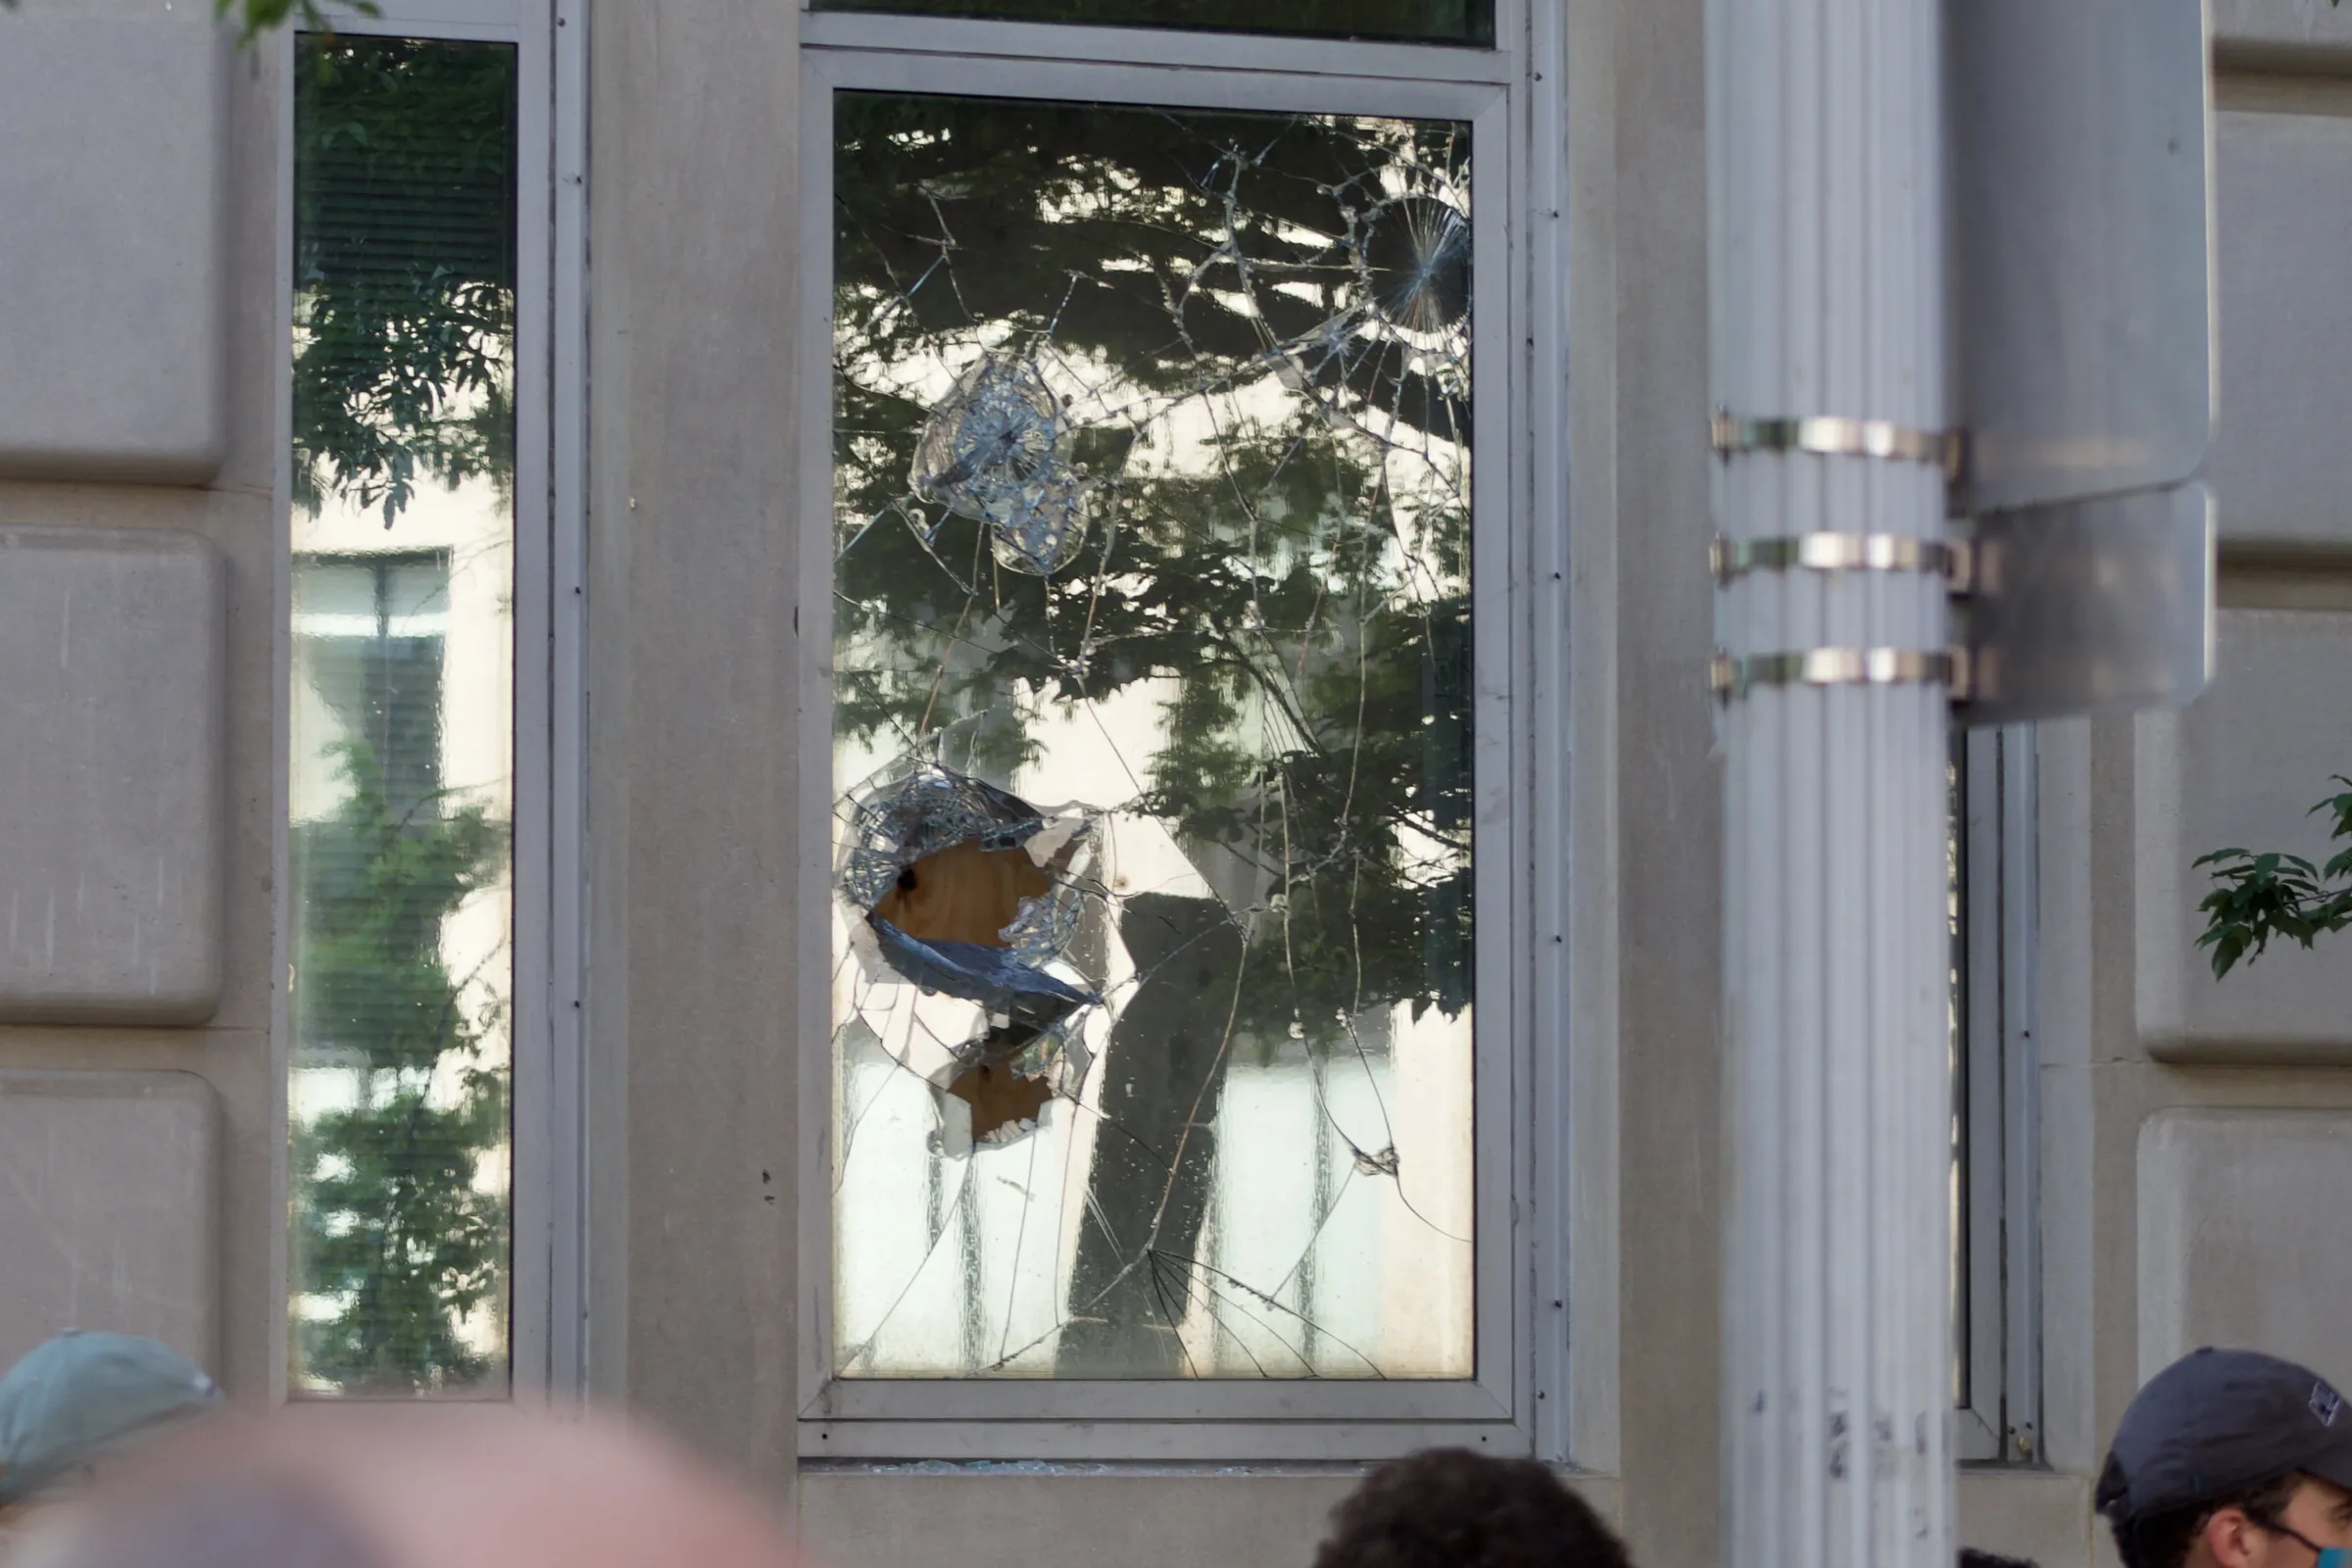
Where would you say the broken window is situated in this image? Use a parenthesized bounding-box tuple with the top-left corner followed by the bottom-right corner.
(808, 0, 1496, 47)
(829, 95, 1477, 1380)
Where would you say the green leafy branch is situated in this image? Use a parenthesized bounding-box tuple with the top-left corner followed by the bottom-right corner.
(293, 35, 516, 525)
(2194, 776, 2352, 977)
(0, 0, 379, 42)
(219, 0, 378, 42)
(291, 738, 510, 1393)
(217, 0, 380, 43)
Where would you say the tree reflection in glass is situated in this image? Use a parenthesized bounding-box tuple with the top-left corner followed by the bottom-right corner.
(831, 96, 1476, 1379)
(286, 34, 517, 1396)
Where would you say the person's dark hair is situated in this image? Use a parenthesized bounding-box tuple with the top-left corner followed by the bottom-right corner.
(1311, 1446, 1632, 1568)
(2107, 1470, 2302, 1568)
(1960, 1549, 2039, 1568)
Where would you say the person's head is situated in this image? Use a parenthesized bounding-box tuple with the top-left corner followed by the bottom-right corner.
(1960, 1550, 2039, 1568)
(2098, 1348, 2352, 1568)
(1311, 1446, 1631, 1568)
(6, 1404, 799, 1568)
(0, 1332, 220, 1521)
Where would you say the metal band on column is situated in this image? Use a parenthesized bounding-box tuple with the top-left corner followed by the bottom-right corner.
(1709, 647, 1964, 702)
(1711, 408, 1965, 481)
(1710, 532, 1970, 587)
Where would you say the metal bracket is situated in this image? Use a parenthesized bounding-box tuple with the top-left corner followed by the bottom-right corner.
(1710, 646, 1969, 703)
(1710, 532, 1973, 590)
(1711, 409, 1965, 482)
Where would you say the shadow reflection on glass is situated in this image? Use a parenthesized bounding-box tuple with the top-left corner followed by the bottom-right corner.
(829, 94, 1477, 1380)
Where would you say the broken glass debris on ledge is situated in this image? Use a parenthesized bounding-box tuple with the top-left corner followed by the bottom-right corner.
(830, 93, 1478, 1380)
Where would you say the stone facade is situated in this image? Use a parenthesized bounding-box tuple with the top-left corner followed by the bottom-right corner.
(3, 3, 2349, 1565)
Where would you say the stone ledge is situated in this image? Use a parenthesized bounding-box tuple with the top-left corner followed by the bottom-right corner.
(2215, 0, 2352, 73)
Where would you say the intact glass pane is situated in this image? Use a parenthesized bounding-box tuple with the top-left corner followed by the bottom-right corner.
(287, 34, 517, 1396)
(810, 0, 1495, 47)
(830, 94, 1476, 1379)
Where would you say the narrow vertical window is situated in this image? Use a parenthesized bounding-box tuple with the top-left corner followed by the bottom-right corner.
(829, 97, 1477, 1380)
(287, 34, 519, 1396)
(1947, 734, 1968, 1408)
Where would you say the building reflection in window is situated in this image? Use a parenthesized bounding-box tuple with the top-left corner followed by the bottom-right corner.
(830, 95, 1477, 1379)
(285, 34, 517, 1396)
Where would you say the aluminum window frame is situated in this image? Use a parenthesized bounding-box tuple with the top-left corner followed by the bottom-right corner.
(794, 8, 1562, 1462)
(1953, 723, 2041, 1464)
(801, 5, 1524, 81)
(271, 0, 588, 1406)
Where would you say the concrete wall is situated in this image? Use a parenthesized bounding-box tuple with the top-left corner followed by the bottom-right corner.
(584, 5, 2352, 1561)
(577, 1, 1724, 1557)
(2012, 12, 2352, 1568)
(0, 8, 230, 483)
(1574, 1, 1721, 1564)
(584, 0, 803, 1497)
(0, 0, 283, 1411)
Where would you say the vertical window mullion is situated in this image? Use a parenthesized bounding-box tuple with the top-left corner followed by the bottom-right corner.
(1951, 722, 2038, 1464)
(1999, 723, 2041, 1462)
(1955, 727, 2006, 1458)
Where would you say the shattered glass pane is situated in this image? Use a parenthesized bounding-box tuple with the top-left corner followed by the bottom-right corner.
(831, 96, 1475, 1380)
(810, 0, 1495, 48)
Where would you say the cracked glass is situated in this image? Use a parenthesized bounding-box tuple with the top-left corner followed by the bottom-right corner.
(829, 94, 1476, 1380)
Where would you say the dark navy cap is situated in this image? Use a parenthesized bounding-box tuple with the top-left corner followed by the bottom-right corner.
(2098, 1348, 2352, 1525)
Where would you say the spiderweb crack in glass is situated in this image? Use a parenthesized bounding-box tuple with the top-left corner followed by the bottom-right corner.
(831, 94, 1476, 1380)
(910, 355, 1094, 576)
(1360, 195, 1471, 337)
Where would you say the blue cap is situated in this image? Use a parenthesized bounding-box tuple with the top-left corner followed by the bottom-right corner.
(2099, 1348, 2352, 1525)
(0, 1331, 220, 1506)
